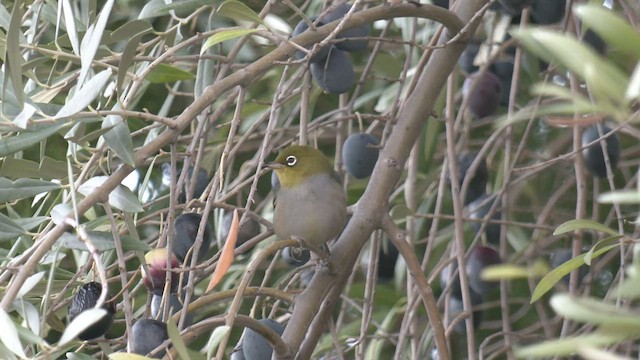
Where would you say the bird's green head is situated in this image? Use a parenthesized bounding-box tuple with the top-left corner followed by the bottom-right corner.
(267, 145, 334, 188)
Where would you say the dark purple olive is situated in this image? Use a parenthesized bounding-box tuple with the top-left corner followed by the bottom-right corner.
(342, 133, 380, 179)
(173, 213, 212, 264)
(310, 48, 355, 94)
(467, 194, 501, 245)
(451, 152, 488, 205)
(282, 246, 311, 267)
(142, 248, 180, 295)
(150, 293, 193, 326)
(433, 0, 449, 8)
(162, 163, 209, 203)
(129, 319, 169, 358)
(462, 70, 501, 118)
(459, 40, 481, 74)
(491, 60, 514, 106)
(377, 242, 399, 281)
(582, 29, 606, 54)
(68, 282, 115, 340)
(582, 124, 620, 178)
(291, 17, 331, 63)
(242, 319, 285, 360)
(319, 3, 370, 52)
(531, 0, 566, 24)
(493, 0, 534, 16)
(466, 246, 501, 296)
(220, 211, 261, 248)
(230, 347, 246, 360)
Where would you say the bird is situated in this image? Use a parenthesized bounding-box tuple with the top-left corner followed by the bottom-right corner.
(266, 145, 347, 265)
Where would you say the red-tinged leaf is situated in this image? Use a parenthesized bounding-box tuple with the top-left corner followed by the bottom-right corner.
(206, 209, 239, 292)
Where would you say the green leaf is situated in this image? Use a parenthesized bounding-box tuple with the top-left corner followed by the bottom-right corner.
(56, 68, 113, 119)
(0, 123, 67, 157)
(109, 353, 155, 360)
(13, 216, 48, 232)
(67, 353, 100, 360)
(138, 0, 210, 19)
(204, 326, 230, 359)
(167, 317, 191, 360)
(515, 331, 629, 357)
(17, 271, 45, 298)
(217, 1, 264, 25)
(584, 235, 623, 265)
(513, 28, 629, 104)
(551, 293, 640, 329)
(531, 244, 618, 303)
(58, 231, 151, 252)
(146, 64, 194, 83)
(115, 20, 153, 92)
(0, 178, 60, 203)
(78, 176, 144, 213)
(0, 309, 25, 358)
(574, 4, 640, 59)
(60, 308, 107, 345)
(0, 213, 25, 241)
(598, 190, 640, 204)
(78, 0, 114, 86)
(102, 113, 136, 166)
(553, 219, 619, 236)
(201, 28, 258, 54)
(5, 1, 24, 107)
(481, 261, 549, 281)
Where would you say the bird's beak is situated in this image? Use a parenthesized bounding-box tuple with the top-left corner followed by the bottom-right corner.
(264, 161, 284, 170)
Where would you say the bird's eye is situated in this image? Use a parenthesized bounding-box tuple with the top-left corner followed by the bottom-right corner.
(285, 155, 297, 167)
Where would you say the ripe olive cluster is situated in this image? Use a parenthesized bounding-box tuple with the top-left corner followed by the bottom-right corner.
(292, 3, 370, 94)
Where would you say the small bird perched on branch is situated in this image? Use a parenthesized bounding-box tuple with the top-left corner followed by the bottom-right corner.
(267, 145, 347, 267)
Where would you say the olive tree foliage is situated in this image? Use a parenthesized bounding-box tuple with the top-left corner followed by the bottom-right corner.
(0, 0, 639, 359)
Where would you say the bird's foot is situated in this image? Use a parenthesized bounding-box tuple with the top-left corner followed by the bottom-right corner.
(292, 237, 334, 274)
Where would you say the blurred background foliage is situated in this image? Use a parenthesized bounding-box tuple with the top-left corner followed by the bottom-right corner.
(0, 0, 639, 359)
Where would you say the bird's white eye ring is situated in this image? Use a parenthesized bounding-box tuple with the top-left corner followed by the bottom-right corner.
(285, 155, 297, 167)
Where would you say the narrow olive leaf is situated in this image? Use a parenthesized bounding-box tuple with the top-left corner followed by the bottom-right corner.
(206, 209, 239, 292)
(78, 0, 114, 86)
(56, 68, 113, 119)
(551, 293, 640, 329)
(15, 301, 41, 338)
(138, 0, 209, 19)
(598, 190, 640, 204)
(0, 123, 66, 158)
(205, 326, 231, 359)
(115, 20, 153, 91)
(60, 308, 108, 345)
(627, 62, 640, 100)
(578, 346, 630, 360)
(515, 331, 627, 357)
(78, 176, 144, 213)
(146, 64, 194, 83)
(481, 261, 549, 281)
(201, 28, 258, 54)
(6, 1, 24, 107)
(166, 317, 191, 360)
(217, 1, 264, 25)
(102, 113, 136, 166)
(531, 244, 618, 303)
(67, 353, 100, 360)
(0, 309, 25, 358)
(13, 103, 37, 129)
(0, 178, 60, 203)
(513, 28, 629, 104)
(51, 203, 72, 225)
(109, 353, 155, 360)
(17, 271, 45, 298)
(553, 219, 619, 237)
(0, 213, 25, 241)
(584, 235, 623, 265)
(14, 216, 48, 232)
(61, 0, 80, 55)
(58, 231, 151, 252)
(574, 4, 640, 59)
